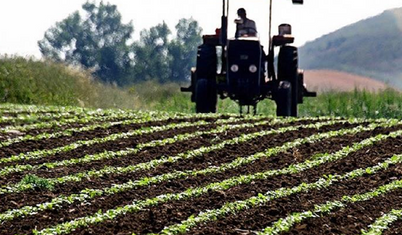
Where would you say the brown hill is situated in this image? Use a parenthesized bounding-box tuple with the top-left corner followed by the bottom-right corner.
(303, 70, 390, 93)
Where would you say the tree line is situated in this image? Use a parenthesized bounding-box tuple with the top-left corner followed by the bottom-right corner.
(38, 1, 202, 86)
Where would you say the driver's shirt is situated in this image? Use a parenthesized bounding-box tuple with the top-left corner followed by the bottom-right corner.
(236, 18, 257, 37)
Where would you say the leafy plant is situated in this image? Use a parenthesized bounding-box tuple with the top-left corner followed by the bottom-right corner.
(19, 174, 54, 191)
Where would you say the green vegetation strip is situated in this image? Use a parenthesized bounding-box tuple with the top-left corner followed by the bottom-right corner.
(0, 119, 343, 220)
(0, 114, 270, 166)
(0, 120, 211, 177)
(0, 116, 241, 165)
(150, 129, 402, 234)
(0, 107, 139, 125)
(360, 209, 402, 235)
(258, 158, 402, 235)
(0, 116, 306, 193)
(0, 111, 215, 148)
(0, 104, 214, 118)
(18, 120, 383, 234)
(0, 109, 150, 133)
(0, 104, 90, 114)
(0, 115, 277, 171)
(0, 104, 161, 117)
(0, 112, 87, 125)
(0, 105, 139, 122)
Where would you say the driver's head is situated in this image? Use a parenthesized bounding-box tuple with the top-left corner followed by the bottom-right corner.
(237, 8, 246, 19)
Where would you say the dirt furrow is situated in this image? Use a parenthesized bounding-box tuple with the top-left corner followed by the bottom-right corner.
(0, 122, 370, 234)
(66, 128, 402, 234)
(186, 134, 402, 234)
(0, 122, 98, 142)
(22, 119, 318, 178)
(0, 121, 221, 186)
(188, 167, 402, 235)
(282, 191, 402, 235)
(148, 124, 402, 183)
(0, 119, 222, 169)
(0, 117, 212, 159)
(0, 120, 315, 212)
(0, 114, 145, 140)
(383, 218, 402, 235)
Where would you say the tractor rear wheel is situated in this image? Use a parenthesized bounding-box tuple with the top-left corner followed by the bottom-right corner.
(278, 46, 298, 117)
(195, 79, 217, 113)
(276, 81, 292, 117)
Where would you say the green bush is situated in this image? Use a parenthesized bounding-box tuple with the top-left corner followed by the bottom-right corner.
(19, 174, 54, 191)
(0, 55, 140, 109)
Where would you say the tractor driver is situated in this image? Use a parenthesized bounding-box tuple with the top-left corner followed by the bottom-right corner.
(235, 8, 257, 38)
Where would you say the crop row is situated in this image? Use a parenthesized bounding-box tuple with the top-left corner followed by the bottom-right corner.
(0, 104, 134, 125)
(0, 111, 86, 125)
(0, 120, 212, 177)
(0, 119, 348, 221)
(1, 114, 285, 167)
(0, 110, 224, 148)
(8, 121, 392, 233)
(0, 115, 276, 173)
(0, 116, 333, 185)
(0, 108, 159, 133)
(156, 155, 402, 235)
(256, 156, 402, 235)
(0, 104, 236, 121)
(26, 121, 402, 235)
(362, 208, 402, 235)
(151, 128, 402, 234)
(2, 105, 402, 234)
(0, 117, 326, 194)
(0, 104, 179, 118)
(0, 104, 92, 114)
(0, 106, 243, 135)
(0, 117, 243, 165)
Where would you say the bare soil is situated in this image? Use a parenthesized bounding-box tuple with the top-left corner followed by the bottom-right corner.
(1, 116, 402, 235)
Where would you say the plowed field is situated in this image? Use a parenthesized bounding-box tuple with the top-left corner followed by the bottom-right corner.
(1, 104, 402, 235)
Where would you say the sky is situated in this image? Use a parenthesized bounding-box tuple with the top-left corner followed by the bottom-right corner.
(1, 0, 402, 58)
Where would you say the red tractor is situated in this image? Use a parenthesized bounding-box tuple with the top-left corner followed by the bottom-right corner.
(181, 0, 316, 116)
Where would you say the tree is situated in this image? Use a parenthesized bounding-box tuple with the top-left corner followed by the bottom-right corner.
(168, 18, 202, 82)
(132, 22, 171, 83)
(39, 0, 202, 85)
(132, 18, 202, 83)
(38, 1, 134, 85)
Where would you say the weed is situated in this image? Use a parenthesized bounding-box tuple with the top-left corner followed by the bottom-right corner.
(19, 174, 54, 191)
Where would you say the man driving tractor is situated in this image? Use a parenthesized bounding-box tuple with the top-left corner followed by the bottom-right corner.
(181, 0, 315, 116)
(235, 8, 257, 37)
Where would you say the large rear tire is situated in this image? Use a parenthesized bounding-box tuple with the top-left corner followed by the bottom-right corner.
(195, 79, 217, 113)
(196, 44, 217, 79)
(276, 81, 292, 117)
(278, 46, 298, 117)
(195, 44, 217, 113)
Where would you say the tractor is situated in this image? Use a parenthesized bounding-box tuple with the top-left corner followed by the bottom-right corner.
(181, 0, 316, 116)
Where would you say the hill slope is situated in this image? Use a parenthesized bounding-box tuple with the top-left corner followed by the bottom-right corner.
(299, 8, 402, 88)
(304, 70, 388, 93)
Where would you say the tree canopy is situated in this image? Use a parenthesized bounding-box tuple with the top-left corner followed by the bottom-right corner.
(38, 1, 202, 85)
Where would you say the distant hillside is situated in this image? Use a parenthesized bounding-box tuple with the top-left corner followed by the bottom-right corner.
(299, 8, 402, 88)
(304, 70, 388, 93)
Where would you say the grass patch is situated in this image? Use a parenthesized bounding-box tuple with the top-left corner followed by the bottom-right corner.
(0, 55, 140, 109)
(299, 88, 402, 118)
(2, 55, 402, 118)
